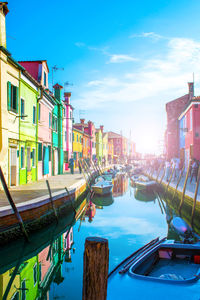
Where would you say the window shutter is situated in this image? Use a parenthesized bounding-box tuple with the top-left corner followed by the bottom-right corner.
(16, 86, 19, 113)
(7, 81, 11, 111)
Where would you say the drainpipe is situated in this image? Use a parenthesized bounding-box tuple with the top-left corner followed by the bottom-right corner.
(36, 87, 43, 181)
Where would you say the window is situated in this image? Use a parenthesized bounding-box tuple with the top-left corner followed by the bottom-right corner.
(32, 149, 36, 167)
(65, 131, 67, 142)
(7, 82, 18, 113)
(21, 99, 25, 120)
(49, 112, 51, 128)
(63, 107, 66, 117)
(48, 145, 51, 161)
(70, 111, 72, 120)
(39, 263, 42, 282)
(38, 143, 42, 161)
(33, 264, 37, 285)
(44, 71, 47, 86)
(64, 151, 68, 163)
(11, 292, 19, 300)
(195, 104, 198, 108)
(21, 280, 26, 300)
(38, 103, 41, 121)
(190, 109, 192, 131)
(54, 117, 58, 132)
(195, 132, 199, 137)
(21, 147, 25, 168)
(33, 106, 36, 124)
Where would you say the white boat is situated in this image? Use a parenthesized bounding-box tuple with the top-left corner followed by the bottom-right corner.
(91, 180, 113, 195)
(134, 175, 157, 190)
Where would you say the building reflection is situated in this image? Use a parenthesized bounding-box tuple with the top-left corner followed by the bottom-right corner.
(113, 174, 128, 197)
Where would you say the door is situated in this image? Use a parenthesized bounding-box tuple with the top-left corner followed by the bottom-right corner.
(54, 149, 58, 175)
(10, 147, 17, 186)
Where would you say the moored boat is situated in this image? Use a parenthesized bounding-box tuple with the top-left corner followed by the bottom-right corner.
(134, 175, 157, 190)
(107, 217, 200, 300)
(91, 180, 113, 196)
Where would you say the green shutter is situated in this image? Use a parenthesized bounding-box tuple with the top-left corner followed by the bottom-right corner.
(38, 143, 42, 161)
(16, 86, 19, 113)
(7, 81, 11, 111)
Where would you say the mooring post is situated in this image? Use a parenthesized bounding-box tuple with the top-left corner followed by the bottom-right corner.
(46, 180, 58, 222)
(91, 159, 99, 176)
(179, 160, 192, 214)
(159, 165, 166, 184)
(191, 166, 200, 225)
(173, 166, 185, 199)
(0, 167, 29, 241)
(166, 165, 175, 191)
(156, 164, 163, 181)
(79, 160, 93, 192)
(82, 237, 109, 300)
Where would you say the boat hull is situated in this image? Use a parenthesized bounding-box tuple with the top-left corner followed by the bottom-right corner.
(91, 185, 113, 195)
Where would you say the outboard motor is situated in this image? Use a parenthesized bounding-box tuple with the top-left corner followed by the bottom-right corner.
(170, 217, 193, 243)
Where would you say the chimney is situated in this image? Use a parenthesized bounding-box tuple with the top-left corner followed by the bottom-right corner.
(80, 119, 85, 124)
(53, 83, 63, 102)
(0, 2, 9, 48)
(64, 92, 71, 104)
(100, 125, 104, 133)
(188, 82, 194, 101)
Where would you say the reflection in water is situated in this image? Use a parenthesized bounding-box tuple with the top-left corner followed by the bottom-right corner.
(113, 174, 128, 197)
(1, 174, 200, 299)
(134, 189, 157, 202)
(92, 194, 114, 207)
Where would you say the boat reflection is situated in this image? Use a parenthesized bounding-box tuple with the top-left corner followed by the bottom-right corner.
(92, 194, 114, 207)
(134, 188, 157, 202)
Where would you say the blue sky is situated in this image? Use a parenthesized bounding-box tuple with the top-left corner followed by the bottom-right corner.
(6, 0, 200, 153)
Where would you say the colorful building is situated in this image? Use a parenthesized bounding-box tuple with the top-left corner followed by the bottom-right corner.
(19, 70, 40, 185)
(82, 132, 90, 159)
(63, 92, 73, 171)
(102, 132, 108, 165)
(72, 127, 83, 166)
(95, 126, 103, 164)
(108, 139, 114, 164)
(53, 84, 64, 175)
(166, 82, 194, 160)
(108, 131, 123, 163)
(178, 97, 200, 168)
(19, 60, 55, 180)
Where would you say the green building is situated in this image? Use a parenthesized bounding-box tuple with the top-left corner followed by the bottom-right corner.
(52, 84, 64, 175)
(19, 71, 40, 185)
(96, 127, 103, 164)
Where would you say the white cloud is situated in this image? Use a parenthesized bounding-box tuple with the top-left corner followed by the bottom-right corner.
(130, 32, 164, 41)
(75, 36, 200, 109)
(107, 54, 138, 64)
(75, 42, 85, 47)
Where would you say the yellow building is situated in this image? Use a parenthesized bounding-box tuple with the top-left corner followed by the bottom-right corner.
(0, 269, 20, 299)
(72, 127, 83, 167)
(0, 3, 23, 186)
(102, 132, 108, 166)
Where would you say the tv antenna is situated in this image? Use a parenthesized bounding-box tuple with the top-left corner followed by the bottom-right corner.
(64, 81, 74, 91)
(52, 65, 64, 89)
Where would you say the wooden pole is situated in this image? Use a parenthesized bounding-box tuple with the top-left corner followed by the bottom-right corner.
(91, 159, 100, 176)
(179, 160, 192, 214)
(159, 166, 166, 184)
(46, 180, 58, 222)
(191, 166, 200, 225)
(173, 166, 185, 199)
(0, 167, 29, 241)
(79, 160, 93, 192)
(156, 164, 163, 181)
(166, 165, 175, 191)
(82, 237, 109, 300)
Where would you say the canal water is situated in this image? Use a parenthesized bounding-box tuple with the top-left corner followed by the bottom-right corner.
(0, 174, 193, 299)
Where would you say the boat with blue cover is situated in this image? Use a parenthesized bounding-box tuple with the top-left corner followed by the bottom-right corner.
(107, 217, 200, 300)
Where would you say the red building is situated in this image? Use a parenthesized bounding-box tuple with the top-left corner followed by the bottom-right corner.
(179, 97, 200, 167)
(165, 82, 194, 160)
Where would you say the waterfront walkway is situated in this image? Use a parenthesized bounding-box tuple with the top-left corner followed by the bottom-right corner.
(148, 168, 200, 201)
(0, 169, 84, 208)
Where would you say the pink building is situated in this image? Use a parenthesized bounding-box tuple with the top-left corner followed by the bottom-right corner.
(108, 131, 123, 163)
(179, 97, 200, 168)
(63, 92, 73, 170)
(166, 82, 194, 160)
